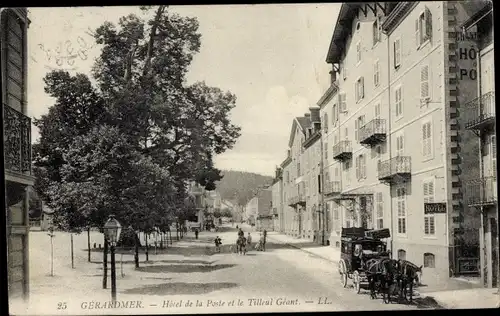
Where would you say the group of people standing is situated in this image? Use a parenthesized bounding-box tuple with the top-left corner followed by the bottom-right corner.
(236, 228, 267, 252)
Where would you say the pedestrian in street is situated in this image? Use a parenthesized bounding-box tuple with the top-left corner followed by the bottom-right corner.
(214, 236, 222, 253)
(236, 225, 239, 229)
(261, 231, 267, 251)
(247, 232, 252, 249)
(195, 229, 199, 239)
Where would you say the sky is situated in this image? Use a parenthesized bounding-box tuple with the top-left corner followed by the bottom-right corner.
(27, 4, 340, 177)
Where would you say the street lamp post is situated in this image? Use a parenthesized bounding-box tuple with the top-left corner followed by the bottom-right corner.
(103, 215, 122, 302)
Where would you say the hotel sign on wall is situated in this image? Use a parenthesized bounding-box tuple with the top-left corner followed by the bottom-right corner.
(424, 203, 447, 214)
(456, 28, 479, 81)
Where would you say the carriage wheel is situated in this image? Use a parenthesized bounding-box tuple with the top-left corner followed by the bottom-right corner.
(353, 271, 361, 294)
(406, 282, 414, 303)
(339, 260, 348, 288)
(383, 285, 391, 304)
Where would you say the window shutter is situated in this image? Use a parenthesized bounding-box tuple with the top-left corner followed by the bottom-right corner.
(420, 65, 429, 99)
(426, 122, 432, 156)
(422, 123, 428, 156)
(356, 156, 361, 179)
(375, 104, 380, 118)
(362, 155, 366, 178)
(357, 42, 361, 62)
(423, 182, 429, 202)
(491, 135, 497, 173)
(360, 77, 365, 98)
(394, 39, 401, 67)
(344, 127, 348, 139)
(428, 180, 434, 202)
(415, 18, 420, 46)
(340, 93, 347, 112)
(425, 7, 432, 41)
(374, 61, 379, 86)
(355, 81, 359, 102)
(355, 120, 359, 141)
(373, 21, 378, 45)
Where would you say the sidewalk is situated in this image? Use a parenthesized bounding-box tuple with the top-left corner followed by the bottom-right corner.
(266, 232, 340, 264)
(266, 230, 499, 309)
(420, 288, 499, 309)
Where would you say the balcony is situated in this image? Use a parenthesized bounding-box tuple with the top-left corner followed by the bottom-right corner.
(332, 140, 352, 161)
(359, 119, 387, 146)
(466, 176, 497, 207)
(323, 181, 342, 196)
(378, 156, 411, 184)
(288, 194, 306, 207)
(464, 91, 495, 132)
(4, 105, 32, 177)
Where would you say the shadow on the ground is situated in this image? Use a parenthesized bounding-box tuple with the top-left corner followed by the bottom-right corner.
(411, 296, 445, 309)
(135, 263, 236, 274)
(123, 282, 238, 296)
(92, 259, 215, 265)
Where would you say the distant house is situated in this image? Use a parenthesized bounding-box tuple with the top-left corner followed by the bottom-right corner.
(245, 186, 273, 231)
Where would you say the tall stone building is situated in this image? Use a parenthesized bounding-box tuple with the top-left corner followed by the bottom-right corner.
(319, 1, 489, 280)
(2, 8, 33, 300)
(461, 1, 497, 289)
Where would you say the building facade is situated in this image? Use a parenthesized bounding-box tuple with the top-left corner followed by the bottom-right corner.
(462, 2, 497, 289)
(320, 1, 488, 280)
(3, 8, 33, 301)
(279, 109, 324, 242)
(187, 181, 207, 230)
(271, 167, 284, 232)
(245, 187, 273, 230)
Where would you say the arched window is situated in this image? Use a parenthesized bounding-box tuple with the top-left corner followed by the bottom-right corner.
(397, 249, 406, 260)
(336, 241, 340, 248)
(424, 253, 435, 268)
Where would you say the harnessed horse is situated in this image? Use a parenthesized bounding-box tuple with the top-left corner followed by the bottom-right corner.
(236, 236, 247, 255)
(365, 258, 400, 304)
(397, 259, 422, 302)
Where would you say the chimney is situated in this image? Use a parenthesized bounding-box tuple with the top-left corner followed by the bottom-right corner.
(309, 107, 320, 123)
(304, 113, 311, 119)
(329, 70, 337, 83)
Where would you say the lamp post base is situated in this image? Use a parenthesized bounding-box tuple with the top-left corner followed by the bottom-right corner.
(110, 245, 117, 302)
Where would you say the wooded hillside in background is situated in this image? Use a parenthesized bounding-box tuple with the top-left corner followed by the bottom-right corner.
(216, 170, 273, 206)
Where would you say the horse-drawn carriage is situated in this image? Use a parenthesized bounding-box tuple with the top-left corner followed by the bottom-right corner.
(338, 227, 422, 304)
(338, 227, 391, 293)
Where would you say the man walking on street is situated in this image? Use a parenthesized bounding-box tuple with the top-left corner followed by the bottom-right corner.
(262, 230, 267, 251)
(195, 229, 199, 239)
(247, 232, 253, 250)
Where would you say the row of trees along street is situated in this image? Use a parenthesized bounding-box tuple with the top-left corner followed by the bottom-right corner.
(32, 5, 241, 274)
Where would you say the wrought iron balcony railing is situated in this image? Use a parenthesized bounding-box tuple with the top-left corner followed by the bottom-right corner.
(359, 119, 387, 145)
(288, 193, 306, 207)
(378, 156, 411, 183)
(332, 140, 352, 161)
(464, 91, 495, 131)
(465, 176, 497, 207)
(323, 181, 342, 195)
(4, 104, 32, 175)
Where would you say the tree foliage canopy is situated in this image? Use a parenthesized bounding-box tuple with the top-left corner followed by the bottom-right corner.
(33, 6, 241, 232)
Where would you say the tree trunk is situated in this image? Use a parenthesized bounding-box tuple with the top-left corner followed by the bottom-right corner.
(87, 227, 91, 262)
(134, 231, 140, 269)
(176, 222, 179, 241)
(102, 236, 108, 289)
(145, 234, 149, 262)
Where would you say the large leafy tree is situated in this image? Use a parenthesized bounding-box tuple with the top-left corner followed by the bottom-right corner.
(33, 6, 241, 243)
